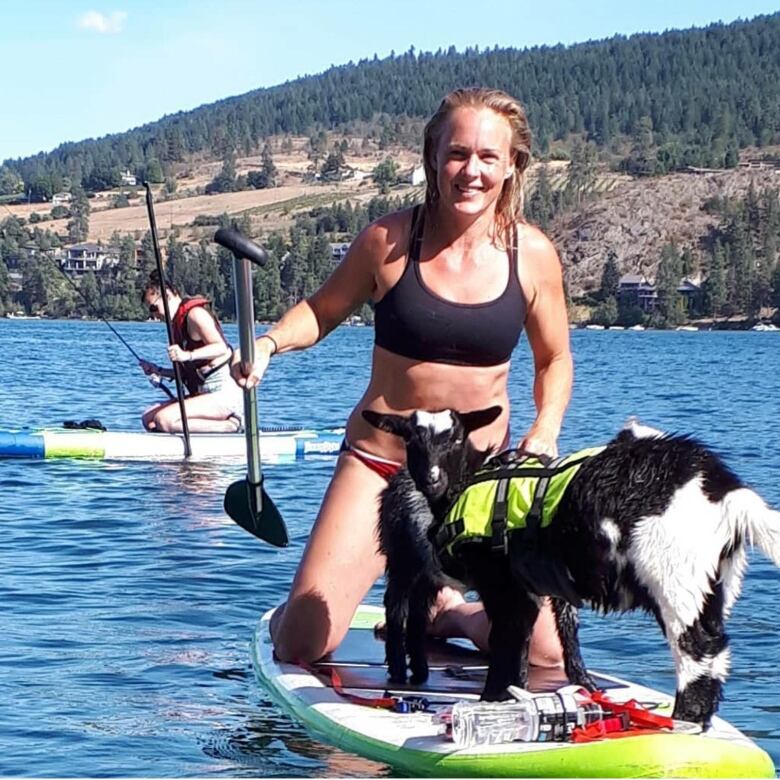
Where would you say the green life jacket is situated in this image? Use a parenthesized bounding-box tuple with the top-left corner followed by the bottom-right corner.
(435, 447, 604, 558)
(433, 447, 604, 605)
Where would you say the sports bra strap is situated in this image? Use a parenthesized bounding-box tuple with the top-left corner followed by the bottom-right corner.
(409, 204, 425, 263)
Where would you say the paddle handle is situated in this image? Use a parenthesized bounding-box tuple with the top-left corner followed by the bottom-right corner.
(216, 227, 268, 267)
(233, 255, 262, 489)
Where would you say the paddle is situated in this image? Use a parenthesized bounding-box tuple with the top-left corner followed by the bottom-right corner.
(144, 183, 192, 456)
(215, 227, 288, 547)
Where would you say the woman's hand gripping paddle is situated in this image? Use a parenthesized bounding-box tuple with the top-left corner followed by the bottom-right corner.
(215, 228, 288, 547)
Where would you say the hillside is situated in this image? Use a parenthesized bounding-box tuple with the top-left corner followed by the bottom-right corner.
(3, 140, 422, 242)
(2, 13, 778, 201)
(552, 161, 779, 296)
(5, 139, 776, 307)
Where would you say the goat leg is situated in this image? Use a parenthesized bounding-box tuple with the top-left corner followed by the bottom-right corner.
(383, 581, 410, 683)
(552, 598, 597, 690)
(405, 577, 440, 685)
(481, 594, 539, 701)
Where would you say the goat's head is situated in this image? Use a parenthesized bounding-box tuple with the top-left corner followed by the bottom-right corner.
(362, 406, 502, 502)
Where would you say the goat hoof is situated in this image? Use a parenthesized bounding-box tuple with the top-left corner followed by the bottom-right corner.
(481, 688, 514, 703)
(410, 670, 429, 685)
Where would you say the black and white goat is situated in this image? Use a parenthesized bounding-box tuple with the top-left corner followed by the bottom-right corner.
(363, 407, 780, 727)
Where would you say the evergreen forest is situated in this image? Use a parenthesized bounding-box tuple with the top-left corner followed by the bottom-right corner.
(0, 13, 779, 328)
(1, 14, 778, 199)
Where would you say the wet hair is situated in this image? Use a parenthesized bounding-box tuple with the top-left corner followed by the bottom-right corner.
(422, 87, 532, 238)
(141, 270, 180, 304)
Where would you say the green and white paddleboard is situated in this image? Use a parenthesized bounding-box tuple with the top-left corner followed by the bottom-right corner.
(253, 604, 774, 778)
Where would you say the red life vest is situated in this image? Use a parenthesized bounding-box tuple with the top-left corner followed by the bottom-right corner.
(171, 297, 231, 395)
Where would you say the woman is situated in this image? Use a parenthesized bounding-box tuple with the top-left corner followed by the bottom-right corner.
(233, 88, 573, 665)
(140, 275, 244, 433)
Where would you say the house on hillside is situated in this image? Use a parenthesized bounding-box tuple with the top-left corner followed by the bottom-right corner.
(618, 273, 657, 311)
(677, 277, 703, 314)
(61, 243, 118, 275)
(330, 242, 351, 264)
(409, 165, 425, 186)
(120, 170, 137, 186)
(618, 273, 704, 314)
(52, 192, 72, 208)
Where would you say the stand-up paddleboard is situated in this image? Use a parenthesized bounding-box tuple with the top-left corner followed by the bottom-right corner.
(0, 426, 343, 461)
(254, 604, 774, 778)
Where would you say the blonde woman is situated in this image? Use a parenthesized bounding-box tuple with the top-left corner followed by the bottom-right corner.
(233, 87, 572, 666)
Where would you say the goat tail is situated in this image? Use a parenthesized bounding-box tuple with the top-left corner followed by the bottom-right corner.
(722, 488, 780, 566)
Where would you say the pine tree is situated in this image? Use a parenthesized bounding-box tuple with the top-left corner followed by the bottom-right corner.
(0, 257, 10, 315)
(704, 243, 726, 317)
(654, 243, 684, 326)
(67, 186, 90, 243)
(598, 250, 621, 302)
(526, 164, 555, 229)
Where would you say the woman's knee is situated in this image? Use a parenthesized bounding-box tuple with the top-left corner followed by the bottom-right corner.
(271, 594, 348, 663)
(152, 408, 181, 433)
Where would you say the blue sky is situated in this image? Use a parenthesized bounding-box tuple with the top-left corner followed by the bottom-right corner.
(1, 0, 777, 162)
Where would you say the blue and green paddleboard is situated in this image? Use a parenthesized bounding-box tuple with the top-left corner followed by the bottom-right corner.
(254, 604, 774, 778)
(0, 425, 343, 461)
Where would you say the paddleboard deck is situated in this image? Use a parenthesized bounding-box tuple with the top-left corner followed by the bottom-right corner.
(0, 426, 344, 461)
(254, 604, 775, 778)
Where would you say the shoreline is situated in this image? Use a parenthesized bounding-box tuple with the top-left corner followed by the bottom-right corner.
(4, 314, 778, 332)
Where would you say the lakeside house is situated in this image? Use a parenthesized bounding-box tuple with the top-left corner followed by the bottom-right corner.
(60, 243, 118, 275)
(618, 273, 703, 314)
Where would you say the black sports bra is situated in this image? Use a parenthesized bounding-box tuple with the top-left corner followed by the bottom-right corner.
(373, 206, 527, 366)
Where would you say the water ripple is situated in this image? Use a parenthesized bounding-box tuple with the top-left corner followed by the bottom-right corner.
(1, 321, 779, 775)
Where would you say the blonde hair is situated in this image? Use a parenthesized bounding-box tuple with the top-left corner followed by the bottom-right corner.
(422, 87, 531, 238)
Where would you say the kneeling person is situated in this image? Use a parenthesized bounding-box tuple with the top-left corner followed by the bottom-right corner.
(140, 275, 243, 433)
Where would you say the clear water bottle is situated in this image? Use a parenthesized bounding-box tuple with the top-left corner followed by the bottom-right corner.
(450, 686, 604, 748)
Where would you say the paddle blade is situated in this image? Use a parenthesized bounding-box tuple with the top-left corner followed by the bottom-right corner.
(224, 479, 289, 547)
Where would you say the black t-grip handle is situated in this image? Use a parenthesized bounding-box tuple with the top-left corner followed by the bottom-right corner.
(214, 228, 268, 266)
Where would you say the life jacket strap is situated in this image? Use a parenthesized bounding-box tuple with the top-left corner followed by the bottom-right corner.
(490, 477, 511, 554)
(434, 517, 465, 550)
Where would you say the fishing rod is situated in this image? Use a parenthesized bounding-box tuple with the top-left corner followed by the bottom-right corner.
(53, 262, 175, 400)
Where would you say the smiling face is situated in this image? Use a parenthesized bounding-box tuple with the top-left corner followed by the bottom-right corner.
(434, 106, 515, 219)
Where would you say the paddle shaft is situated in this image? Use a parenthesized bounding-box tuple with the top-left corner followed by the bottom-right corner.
(144, 183, 192, 456)
(233, 255, 262, 490)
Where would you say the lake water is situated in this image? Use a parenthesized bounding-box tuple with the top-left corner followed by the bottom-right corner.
(1, 319, 779, 777)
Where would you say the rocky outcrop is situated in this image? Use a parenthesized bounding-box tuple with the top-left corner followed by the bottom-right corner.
(551, 166, 777, 295)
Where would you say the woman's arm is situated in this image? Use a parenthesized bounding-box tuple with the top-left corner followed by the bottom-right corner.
(232, 218, 393, 388)
(518, 228, 573, 458)
(140, 359, 176, 379)
(168, 306, 231, 364)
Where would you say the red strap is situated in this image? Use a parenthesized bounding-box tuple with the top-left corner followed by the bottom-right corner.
(572, 690, 676, 742)
(590, 691, 675, 730)
(303, 663, 398, 709)
(572, 714, 630, 743)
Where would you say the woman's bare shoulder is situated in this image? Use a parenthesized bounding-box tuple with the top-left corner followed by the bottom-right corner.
(518, 222, 562, 276)
(349, 207, 416, 265)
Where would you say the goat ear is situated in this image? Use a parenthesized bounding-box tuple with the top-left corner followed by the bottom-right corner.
(362, 410, 411, 438)
(460, 405, 503, 434)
